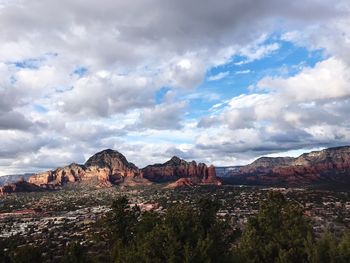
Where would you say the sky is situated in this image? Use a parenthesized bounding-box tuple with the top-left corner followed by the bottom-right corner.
(1, 0, 350, 175)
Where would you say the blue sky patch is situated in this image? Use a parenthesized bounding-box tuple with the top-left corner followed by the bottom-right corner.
(155, 87, 172, 104)
(193, 38, 325, 120)
(73, 66, 88, 77)
(33, 104, 49, 113)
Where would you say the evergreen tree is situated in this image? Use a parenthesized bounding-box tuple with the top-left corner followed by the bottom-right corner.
(237, 191, 312, 263)
(60, 243, 90, 263)
(11, 245, 42, 263)
(111, 197, 236, 263)
(337, 230, 350, 263)
(108, 196, 141, 245)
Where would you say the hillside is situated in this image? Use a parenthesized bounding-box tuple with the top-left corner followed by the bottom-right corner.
(223, 146, 350, 186)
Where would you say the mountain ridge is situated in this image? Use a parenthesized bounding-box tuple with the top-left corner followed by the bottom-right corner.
(3, 145, 350, 194)
(0, 149, 220, 194)
(223, 145, 350, 186)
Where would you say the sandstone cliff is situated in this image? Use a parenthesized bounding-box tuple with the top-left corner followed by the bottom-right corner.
(224, 146, 350, 186)
(1, 150, 221, 193)
(142, 156, 221, 186)
(27, 149, 143, 188)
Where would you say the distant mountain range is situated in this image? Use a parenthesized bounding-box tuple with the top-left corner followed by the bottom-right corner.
(215, 166, 242, 177)
(2, 145, 350, 194)
(222, 146, 350, 187)
(0, 149, 220, 194)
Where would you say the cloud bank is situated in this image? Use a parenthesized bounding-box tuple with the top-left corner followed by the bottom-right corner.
(0, 0, 349, 174)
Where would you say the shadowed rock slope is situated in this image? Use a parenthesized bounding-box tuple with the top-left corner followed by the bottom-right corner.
(142, 156, 222, 187)
(0, 179, 43, 194)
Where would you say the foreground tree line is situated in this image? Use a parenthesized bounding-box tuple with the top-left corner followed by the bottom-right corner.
(1, 191, 350, 263)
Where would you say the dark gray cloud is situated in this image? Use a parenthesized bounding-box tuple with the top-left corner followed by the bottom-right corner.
(0, 111, 32, 130)
(0, 0, 343, 75)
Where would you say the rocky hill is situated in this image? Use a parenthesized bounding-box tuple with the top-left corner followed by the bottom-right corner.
(224, 146, 350, 186)
(1, 149, 220, 193)
(27, 149, 143, 188)
(142, 156, 222, 186)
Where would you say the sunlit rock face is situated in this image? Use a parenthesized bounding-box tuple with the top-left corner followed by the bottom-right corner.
(142, 156, 222, 185)
(6, 150, 221, 192)
(165, 178, 196, 189)
(225, 146, 350, 186)
(28, 149, 143, 188)
(28, 163, 85, 186)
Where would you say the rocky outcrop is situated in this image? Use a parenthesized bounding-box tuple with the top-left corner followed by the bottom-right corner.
(166, 168, 223, 188)
(28, 149, 143, 188)
(224, 146, 350, 186)
(28, 163, 85, 186)
(84, 149, 140, 178)
(166, 178, 196, 188)
(142, 156, 221, 185)
(0, 179, 43, 194)
(202, 165, 222, 185)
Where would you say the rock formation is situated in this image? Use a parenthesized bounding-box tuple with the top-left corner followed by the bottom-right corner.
(202, 165, 222, 185)
(224, 146, 350, 186)
(27, 149, 143, 188)
(0, 179, 43, 194)
(166, 178, 196, 188)
(1, 150, 221, 193)
(28, 163, 85, 186)
(142, 156, 222, 186)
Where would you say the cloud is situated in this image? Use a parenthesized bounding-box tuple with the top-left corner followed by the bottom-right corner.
(139, 101, 187, 130)
(208, 71, 229, 81)
(235, 42, 280, 65)
(61, 72, 155, 117)
(235, 69, 251, 74)
(0, 0, 349, 173)
(257, 57, 350, 101)
(0, 111, 32, 130)
(195, 57, 350, 164)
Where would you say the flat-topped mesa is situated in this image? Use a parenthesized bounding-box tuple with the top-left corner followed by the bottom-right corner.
(225, 145, 350, 186)
(28, 149, 142, 188)
(292, 146, 350, 168)
(249, 157, 295, 168)
(271, 146, 350, 180)
(239, 157, 295, 175)
(141, 156, 221, 186)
